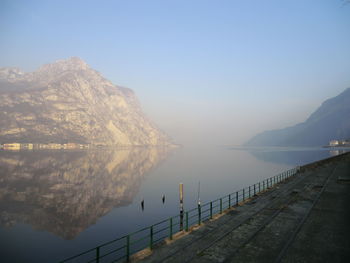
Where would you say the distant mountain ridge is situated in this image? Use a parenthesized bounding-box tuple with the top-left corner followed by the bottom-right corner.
(0, 57, 171, 146)
(245, 88, 350, 147)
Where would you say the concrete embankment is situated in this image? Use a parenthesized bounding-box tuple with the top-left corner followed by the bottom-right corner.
(136, 152, 350, 263)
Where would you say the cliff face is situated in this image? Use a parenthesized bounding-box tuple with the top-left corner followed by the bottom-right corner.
(245, 88, 350, 147)
(0, 148, 171, 239)
(0, 57, 171, 146)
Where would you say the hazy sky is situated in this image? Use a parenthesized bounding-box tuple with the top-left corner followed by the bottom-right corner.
(1, 0, 350, 146)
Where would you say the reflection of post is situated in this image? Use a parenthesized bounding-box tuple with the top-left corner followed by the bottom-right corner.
(141, 199, 144, 211)
(179, 183, 184, 231)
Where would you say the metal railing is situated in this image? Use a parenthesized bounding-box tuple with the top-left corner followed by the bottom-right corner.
(59, 167, 299, 263)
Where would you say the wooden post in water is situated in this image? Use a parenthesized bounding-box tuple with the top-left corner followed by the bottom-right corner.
(179, 183, 184, 231)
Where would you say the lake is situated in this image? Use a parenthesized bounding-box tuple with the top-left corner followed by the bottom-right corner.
(0, 146, 347, 262)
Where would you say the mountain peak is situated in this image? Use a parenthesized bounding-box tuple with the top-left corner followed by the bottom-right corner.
(0, 58, 172, 146)
(37, 57, 90, 73)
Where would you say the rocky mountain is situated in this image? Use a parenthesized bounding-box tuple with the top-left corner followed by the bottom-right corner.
(0, 147, 171, 239)
(245, 88, 350, 146)
(0, 57, 171, 146)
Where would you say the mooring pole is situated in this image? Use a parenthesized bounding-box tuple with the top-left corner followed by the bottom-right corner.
(197, 181, 201, 207)
(179, 183, 184, 231)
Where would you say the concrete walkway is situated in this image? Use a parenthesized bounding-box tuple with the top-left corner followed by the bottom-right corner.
(135, 152, 350, 263)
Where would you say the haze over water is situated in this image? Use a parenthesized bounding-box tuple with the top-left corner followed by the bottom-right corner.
(0, 146, 347, 262)
(1, 1, 350, 262)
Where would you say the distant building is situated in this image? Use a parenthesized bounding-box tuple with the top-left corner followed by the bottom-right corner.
(48, 143, 62, 149)
(340, 140, 350, 145)
(329, 140, 339, 146)
(3, 143, 21, 150)
(21, 143, 34, 150)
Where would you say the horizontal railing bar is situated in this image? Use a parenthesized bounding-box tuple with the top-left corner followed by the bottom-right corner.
(60, 247, 97, 262)
(128, 226, 151, 237)
(152, 218, 170, 227)
(187, 208, 198, 213)
(130, 235, 150, 245)
(201, 208, 211, 213)
(154, 234, 168, 244)
(98, 245, 127, 260)
(153, 226, 170, 235)
(189, 214, 199, 220)
(171, 221, 181, 227)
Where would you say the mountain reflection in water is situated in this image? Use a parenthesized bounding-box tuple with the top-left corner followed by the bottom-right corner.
(0, 147, 171, 240)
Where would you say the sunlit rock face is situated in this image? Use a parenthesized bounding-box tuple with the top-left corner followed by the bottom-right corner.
(0, 148, 171, 239)
(0, 57, 171, 146)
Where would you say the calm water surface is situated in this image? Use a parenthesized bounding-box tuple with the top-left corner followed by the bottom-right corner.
(0, 146, 347, 262)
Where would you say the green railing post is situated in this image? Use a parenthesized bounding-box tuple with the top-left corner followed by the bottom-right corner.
(220, 198, 222, 213)
(259, 182, 261, 192)
(169, 217, 173, 240)
(150, 226, 153, 250)
(243, 189, 245, 201)
(254, 184, 256, 195)
(126, 235, 130, 262)
(185, 212, 189, 231)
(236, 191, 238, 205)
(210, 202, 213, 219)
(249, 186, 251, 198)
(96, 247, 100, 263)
(228, 194, 231, 208)
(198, 205, 201, 225)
